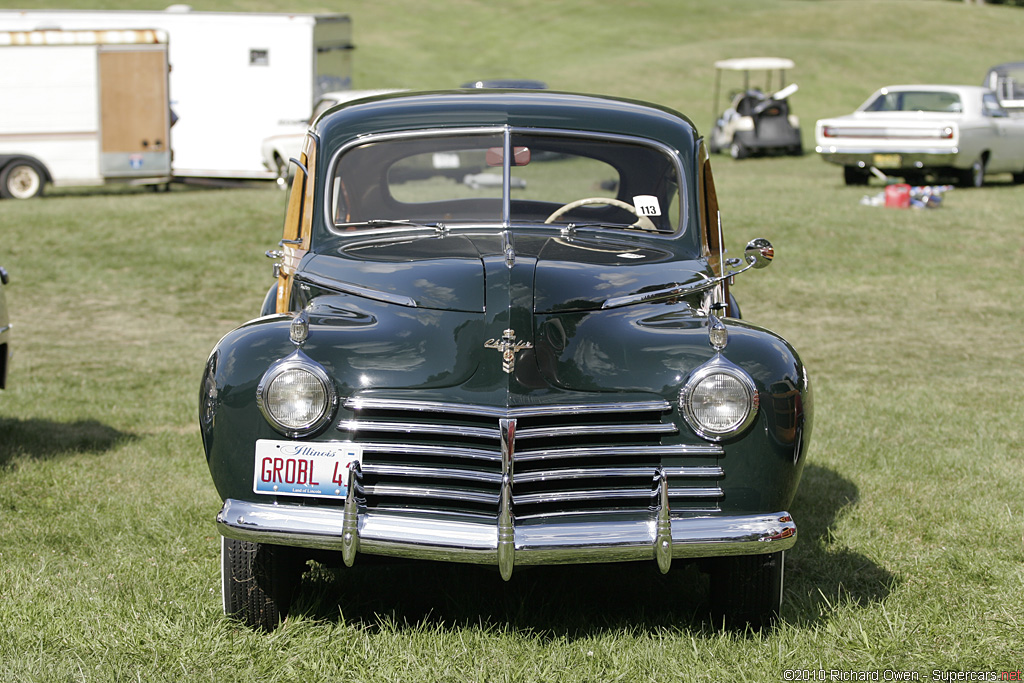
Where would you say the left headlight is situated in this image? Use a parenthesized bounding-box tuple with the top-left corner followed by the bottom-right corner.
(680, 359, 759, 441)
(257, 353, 337, 437)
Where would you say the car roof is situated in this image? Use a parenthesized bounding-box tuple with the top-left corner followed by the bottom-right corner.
(714, 57, 794, 71)
(873, 84, 991, 95)
(986, 62, 1024, 75)
(317, 88, 406, 103)
(313, 90, 700, 160)
(460, 79, 548, 89)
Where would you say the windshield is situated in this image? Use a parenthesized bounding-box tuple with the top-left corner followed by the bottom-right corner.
(327, 130, 682, 234)
(864, 90, 962, 113)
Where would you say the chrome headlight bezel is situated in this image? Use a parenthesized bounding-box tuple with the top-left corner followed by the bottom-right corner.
(256, 352, 338, 438)
(679, 358, 759, 441)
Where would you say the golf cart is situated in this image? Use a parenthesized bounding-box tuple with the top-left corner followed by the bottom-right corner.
(709, 57, 803, 159)
(983, 62, 1024, 115)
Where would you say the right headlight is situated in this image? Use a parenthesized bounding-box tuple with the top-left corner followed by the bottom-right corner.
(257, 352, 337, 437)
(680, 359, 759, 441)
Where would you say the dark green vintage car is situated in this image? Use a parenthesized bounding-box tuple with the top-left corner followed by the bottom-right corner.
(200, 90, 812, 630)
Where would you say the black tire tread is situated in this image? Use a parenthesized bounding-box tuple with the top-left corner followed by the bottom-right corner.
(222, 537, 305, 631)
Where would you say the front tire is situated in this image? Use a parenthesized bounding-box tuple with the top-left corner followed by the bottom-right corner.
(959, 157, 985, 188)
(843, 166, 869, 186)
(729, 141, 748, 160)
(0, 160, 45, 199)
(221, 536, 307, 631)
(708, 550, 784, 630)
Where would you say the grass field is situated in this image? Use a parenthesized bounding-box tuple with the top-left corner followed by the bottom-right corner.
(1, 0, 1023, 680)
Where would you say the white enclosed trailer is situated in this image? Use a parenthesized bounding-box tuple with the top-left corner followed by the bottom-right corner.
(0, 7, 353, 180)
(0, 28, 172, 199)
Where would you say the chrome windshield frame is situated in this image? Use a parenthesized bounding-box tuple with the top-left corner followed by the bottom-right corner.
(322, 125, 688, 239)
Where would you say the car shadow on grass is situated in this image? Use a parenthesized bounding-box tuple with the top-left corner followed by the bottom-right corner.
(784, 463, 897, 625)
(0, 417, 133, 467)
(290, 463, 893, 636)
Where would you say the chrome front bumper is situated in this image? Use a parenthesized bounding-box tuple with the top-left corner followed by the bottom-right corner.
(217, 498, 797, 578)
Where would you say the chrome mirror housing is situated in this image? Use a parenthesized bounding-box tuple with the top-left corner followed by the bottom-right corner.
(745, 238, 774, 269)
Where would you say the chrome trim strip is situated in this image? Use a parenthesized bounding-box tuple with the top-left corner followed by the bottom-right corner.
(217, 500, 797, 566)
(362, 463, 502, 484)
(515, 466, 722, 484)
(339, 420, 676, 440)
(513, 487, 723, 505)
(294, 272, 418, 308)
(358, 442, 501, 463)
(364, 485, 499, 505)
(338, 419, 499, 440)
(515, 444, 722, 462)
(344, 396, 671, 419)
(516, 423, 677, 439)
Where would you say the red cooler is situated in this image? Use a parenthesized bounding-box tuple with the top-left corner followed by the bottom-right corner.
(885, 183, 911, 208)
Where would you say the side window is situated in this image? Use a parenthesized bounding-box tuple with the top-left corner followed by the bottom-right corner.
(983, 93, 1007, 118)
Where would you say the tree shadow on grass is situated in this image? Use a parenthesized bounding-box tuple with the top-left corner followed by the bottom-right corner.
(289, 463, 894, 637)
(0, 417, 134, 468)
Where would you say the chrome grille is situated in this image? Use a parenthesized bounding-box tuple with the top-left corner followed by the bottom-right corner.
(338, 398, 723, 518)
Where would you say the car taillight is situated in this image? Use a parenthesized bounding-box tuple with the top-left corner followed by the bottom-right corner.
(942, 127, 954, 139)
(822, 126, 836, 138)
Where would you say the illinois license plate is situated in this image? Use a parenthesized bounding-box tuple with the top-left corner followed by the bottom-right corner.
(253, 440, 362, 499)
(872, 153, 902, 168)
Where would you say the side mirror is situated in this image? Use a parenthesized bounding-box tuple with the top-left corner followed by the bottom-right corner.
(744, 238, 774, 269)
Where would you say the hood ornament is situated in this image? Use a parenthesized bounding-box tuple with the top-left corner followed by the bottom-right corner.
(484, 329, 533, 374)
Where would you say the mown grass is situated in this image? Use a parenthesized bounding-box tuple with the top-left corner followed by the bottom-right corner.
(1, 0, 1024, 680)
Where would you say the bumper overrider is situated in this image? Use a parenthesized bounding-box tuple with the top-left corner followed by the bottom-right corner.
(217, 486, 797, 580)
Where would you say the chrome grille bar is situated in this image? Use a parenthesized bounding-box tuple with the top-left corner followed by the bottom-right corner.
(345, 397, 670, 419)
(514, 487, 723, 505)
(364, 484, 499, 505)
(339, 420, 499, 440)
(515, 423, 677, 439)
(362, 463, 503, 484)
(516, 466, 722, 484)
(358, 442, 501, 463)
(515, 445, 721, 462)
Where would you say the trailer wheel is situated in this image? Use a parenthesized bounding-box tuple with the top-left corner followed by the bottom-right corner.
(0, 161, 45, 199)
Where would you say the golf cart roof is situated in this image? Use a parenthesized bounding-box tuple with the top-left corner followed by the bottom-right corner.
(714, 57, 795, 72)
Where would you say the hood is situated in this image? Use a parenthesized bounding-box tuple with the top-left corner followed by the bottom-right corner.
(300, 232, 710, 314)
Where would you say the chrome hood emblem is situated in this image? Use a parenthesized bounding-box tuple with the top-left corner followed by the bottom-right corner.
(484, 329, 533, 374)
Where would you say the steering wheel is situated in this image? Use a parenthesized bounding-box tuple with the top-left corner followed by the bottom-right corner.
(544, 197, 657, 231)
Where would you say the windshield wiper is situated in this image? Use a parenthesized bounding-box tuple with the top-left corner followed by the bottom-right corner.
(335, 219, 447, 231)
(556, 221, 670, 234)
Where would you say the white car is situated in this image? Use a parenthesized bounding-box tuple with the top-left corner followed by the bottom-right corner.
(815, 85, 1024, 187)
(260, 89, 403, 182)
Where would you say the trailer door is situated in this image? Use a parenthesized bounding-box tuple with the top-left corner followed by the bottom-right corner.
(98, 44, 171, 179)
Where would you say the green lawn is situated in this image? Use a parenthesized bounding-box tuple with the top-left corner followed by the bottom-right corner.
(1, 0, 1023, 680)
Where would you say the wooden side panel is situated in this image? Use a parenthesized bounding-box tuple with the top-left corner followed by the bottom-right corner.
(98, 47, 169, 154)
